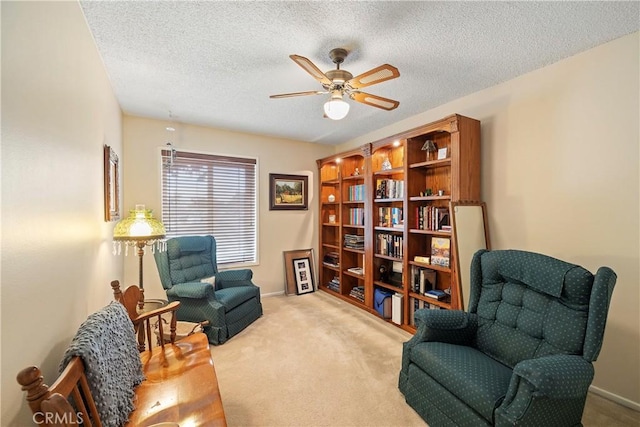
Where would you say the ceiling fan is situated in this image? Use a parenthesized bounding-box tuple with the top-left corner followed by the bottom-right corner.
(270, 48, 400, 120)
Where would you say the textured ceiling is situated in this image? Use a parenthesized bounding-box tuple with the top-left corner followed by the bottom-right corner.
(80, 1, 639, 145)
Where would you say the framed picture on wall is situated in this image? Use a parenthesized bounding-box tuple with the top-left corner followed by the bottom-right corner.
(269, 173, 308, 210)
(103, 145, 120, 221)
(283, 249, 316, 295)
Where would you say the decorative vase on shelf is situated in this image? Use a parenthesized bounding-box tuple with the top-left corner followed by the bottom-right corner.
(381, 157, 392, 171)
(328, 194, 335, 202)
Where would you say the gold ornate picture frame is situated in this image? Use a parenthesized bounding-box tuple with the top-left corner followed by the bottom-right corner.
(104, 145, 120, 221)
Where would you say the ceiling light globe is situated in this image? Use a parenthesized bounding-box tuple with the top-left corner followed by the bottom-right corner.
(324, 99, 350, 120)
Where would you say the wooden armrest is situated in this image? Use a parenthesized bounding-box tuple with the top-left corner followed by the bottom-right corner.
(134, 301, 180, 322)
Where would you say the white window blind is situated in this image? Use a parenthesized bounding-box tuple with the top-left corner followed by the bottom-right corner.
(161, 150, 257, 265)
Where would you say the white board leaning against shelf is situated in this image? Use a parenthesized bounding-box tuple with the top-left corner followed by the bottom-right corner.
(450, 201, 491, 310)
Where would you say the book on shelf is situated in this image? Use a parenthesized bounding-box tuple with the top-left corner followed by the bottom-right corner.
(430, 237, 450, 267)
(412, 265, 436, 294)
(375, 179, 404, 199)
(323, 251, 339, 268)
(347, 266, 364, 275)
(344, 234, 365, 250)
(349, 285, 365, 302)
(378, 207, 403, 227)
(414, 255, 430, 264)
(424, 289, 448, 300)
(349, 208, 365, 225)
(377, 233, 403, 258)
(347, 184, 366, 201)
(326, 276, 340, 292)
(415, 206, 450, 231)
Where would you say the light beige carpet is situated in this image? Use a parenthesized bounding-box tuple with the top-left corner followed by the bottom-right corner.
(210, 291, 425, 427)
(210, 291, 640, 427)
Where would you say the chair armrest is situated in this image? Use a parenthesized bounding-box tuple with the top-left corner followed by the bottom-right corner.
(216, 269, 254, 288)
(133, 301, 180, 324)
(413, 309, 477, 345)
(512, 355, 594, 398)
(495, 355, 594, 426)
(401, 310, 477, 376)
(167, 282, 216, 299)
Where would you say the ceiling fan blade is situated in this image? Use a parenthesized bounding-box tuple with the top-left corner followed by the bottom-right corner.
(290, 55, 332, 85)
(347, 64, 400, 89)
(270, 90, 327, 99)
(350, 92, 400, 111)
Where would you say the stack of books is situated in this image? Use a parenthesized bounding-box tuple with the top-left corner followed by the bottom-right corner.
(349, 286, 365, 302)
(344, 234, 365, 250)
(424, 289, 448, 301)
(323, 252, 339, 268)
(326, 276, 340, 293)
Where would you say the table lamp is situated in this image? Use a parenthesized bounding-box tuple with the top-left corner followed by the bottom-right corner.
(113, 204, 166, 309)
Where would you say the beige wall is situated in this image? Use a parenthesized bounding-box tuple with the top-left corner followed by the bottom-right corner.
(122, 116, 334, 298)
(1, 2, 125, 424)
(339, 32, 640, 407)
(1, 1, 637, 423)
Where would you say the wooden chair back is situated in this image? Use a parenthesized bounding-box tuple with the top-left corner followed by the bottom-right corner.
(111, 280, 180, 352)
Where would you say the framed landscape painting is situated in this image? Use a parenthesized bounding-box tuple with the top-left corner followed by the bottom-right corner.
(269, 173, 308, 210)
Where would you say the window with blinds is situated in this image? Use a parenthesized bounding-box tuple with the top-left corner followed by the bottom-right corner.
(161, 150, 257, 265)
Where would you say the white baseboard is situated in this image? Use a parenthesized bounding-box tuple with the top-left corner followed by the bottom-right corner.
(589, 385, 640, 412)
(261, 290, 285, 297)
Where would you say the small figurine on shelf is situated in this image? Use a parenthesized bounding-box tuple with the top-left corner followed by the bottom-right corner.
(353, 167, 360, 176)
(379, 265, 389, 282)
(381, 156, 392, 170)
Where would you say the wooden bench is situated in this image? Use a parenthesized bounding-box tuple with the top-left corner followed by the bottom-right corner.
(17, 281, 227, 427)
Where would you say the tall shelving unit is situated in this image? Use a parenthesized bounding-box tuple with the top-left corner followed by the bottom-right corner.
(317, 114, 480, 333)
(317, 147, 369, 309)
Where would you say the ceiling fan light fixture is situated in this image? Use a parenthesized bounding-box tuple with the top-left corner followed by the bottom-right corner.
(324, 93, 350, 120)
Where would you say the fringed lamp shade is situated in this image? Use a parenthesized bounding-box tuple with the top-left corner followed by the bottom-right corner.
(113, 205, 166, 309)
(113, 205, 166, 256)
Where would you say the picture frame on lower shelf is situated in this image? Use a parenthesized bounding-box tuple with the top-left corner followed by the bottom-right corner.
(283, 249, 316, 295)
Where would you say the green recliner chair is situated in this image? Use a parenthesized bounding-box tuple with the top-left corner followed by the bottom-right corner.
(154, 235, 262, 345)
(399, 249, 616, 426)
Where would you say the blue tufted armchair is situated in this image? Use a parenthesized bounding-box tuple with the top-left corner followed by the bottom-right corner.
(399, 249, 616, 426)
(153, 235, 262, 345)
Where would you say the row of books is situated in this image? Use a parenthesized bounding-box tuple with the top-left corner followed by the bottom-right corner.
(344, 234, 364, 250)
(347, 184, 366, 201)
(416, 206, 450, 231)
(375, 179, 404, 199)
(377, 233, 404, 259)
(378, 207, 403, 227)
(349, 208, 365, 226)
(349, 285, 365, 303)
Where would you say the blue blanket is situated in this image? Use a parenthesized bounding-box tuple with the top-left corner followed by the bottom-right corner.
(59, 302, 144, 427)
